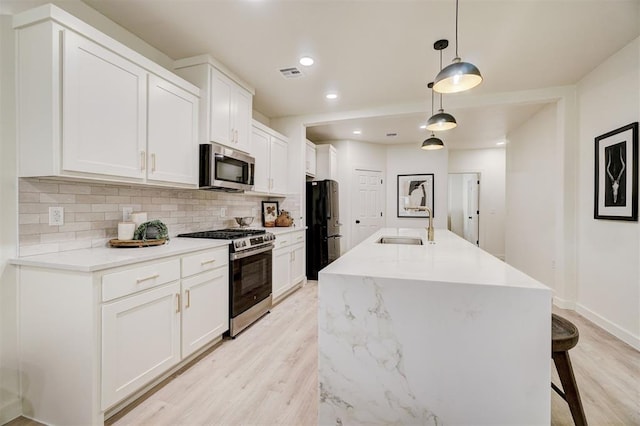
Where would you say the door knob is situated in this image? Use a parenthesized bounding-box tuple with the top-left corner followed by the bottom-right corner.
(355, 220, 360, 224)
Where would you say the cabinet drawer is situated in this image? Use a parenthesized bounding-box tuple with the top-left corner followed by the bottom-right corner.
(102, 259, 180, 302)
(274, 231, 304, 250)
(182, 247, 228, 278)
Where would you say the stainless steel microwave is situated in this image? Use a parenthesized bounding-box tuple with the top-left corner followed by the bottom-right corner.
(199, 143, 255, 192)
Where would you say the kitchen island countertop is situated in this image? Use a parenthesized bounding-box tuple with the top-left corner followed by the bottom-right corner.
(318, 227, 552, 425)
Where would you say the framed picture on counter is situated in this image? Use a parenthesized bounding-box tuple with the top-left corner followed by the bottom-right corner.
(594, 122, 638, 221)
(262, 201, 279, 227)
(397, 173, 434, 218)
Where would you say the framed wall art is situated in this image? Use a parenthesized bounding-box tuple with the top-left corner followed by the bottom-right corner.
(397, 174, 434, 218)
(594, 122, 638, 221)
(261, 201, 279, 227)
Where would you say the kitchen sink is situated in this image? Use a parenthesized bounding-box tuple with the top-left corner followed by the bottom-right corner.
(376, 236, 424, 245)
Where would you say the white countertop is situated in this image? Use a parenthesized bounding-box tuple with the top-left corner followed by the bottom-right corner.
(10, 238, 230, 272)
(321, 228, 549, 290)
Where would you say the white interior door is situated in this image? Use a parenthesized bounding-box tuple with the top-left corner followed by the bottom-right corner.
(352, 169, 384, 247)
(463, 175, 480, 245)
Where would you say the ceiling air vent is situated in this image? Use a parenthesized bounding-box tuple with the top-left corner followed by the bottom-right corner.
(279, 67, 304, 79)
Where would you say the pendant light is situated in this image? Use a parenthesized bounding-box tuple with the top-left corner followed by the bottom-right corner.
(426, 39, 457, 131)
(433, 0, 482, 94)
(422, 82, 445, 150)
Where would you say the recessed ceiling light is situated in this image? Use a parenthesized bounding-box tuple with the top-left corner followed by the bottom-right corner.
(353, 130, 362, 135)
(326, 93, 338, 100)
(299, 56, 314, 67)
(420, 125, 427, 129)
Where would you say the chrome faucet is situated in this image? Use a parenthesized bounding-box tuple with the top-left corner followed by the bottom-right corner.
(405, 206, 435, 243)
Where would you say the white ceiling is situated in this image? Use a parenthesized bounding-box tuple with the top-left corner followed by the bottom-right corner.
(3, 0, 639, 149)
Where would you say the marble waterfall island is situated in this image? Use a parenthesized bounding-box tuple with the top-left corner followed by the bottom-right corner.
(318, 228, 552, 425)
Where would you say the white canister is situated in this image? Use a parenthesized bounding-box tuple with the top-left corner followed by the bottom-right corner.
(117, 222, 136, 240)
(130, 212, 148, 227)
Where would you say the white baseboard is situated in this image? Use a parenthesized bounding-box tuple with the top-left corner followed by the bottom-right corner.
(0, 396, 21, 425)
(575, 303, 640, 351)
(552, 296, 576, 310)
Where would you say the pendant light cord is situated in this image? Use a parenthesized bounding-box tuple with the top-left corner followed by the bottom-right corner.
(455, 0, 460, 58)
(439, 49, 444, 110)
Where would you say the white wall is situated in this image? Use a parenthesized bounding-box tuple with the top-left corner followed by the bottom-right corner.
(505, 104, 558, 291)
(575, 36, 640, 348)
(0, 15, 20, 423)
(449, 148, 506, 258)
(385, 145, 448, 230)
(326, 140, 386, 252)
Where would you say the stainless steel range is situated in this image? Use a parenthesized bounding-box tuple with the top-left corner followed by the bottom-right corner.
(177, 228, 275, 337)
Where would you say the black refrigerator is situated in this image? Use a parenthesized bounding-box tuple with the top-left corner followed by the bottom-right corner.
(306, 179, 341, 280)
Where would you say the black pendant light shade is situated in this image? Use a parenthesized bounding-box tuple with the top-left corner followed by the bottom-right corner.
(426, 109, 457, 131)
(433, 59, 482, 94)
(433, 0, 482, 94)
(421, 134, 445, 150)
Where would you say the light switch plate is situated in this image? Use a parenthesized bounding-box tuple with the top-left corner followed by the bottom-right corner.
(122, 207, 133, 222)
(220, 207, 226, 218)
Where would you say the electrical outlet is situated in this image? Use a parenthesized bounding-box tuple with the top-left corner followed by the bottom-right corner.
(220, 207, 226, 218)
(122, 207, 133, 222)
(49, 206, 64, 226)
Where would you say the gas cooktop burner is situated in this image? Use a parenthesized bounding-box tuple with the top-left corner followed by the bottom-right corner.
(177, 228, 274, 252)
(177, 228, 266, 240)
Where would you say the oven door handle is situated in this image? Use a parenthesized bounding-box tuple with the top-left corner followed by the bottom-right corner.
(230, 244, 274, 260)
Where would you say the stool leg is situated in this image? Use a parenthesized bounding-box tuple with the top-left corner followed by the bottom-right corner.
(552, 350, 588, 426)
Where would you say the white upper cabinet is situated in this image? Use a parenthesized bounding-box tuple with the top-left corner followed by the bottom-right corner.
(316, 144, 338, 181)
(62, 30, 147, 179)
(174, 55, 254, 154)
(147, 75, 199, 185)
(305, 140, 317, 177)
(251, 120, 289, 196)
(14, 5, 199, 187)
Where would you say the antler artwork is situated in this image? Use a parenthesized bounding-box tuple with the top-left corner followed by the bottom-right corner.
(606, 147, 626, 204)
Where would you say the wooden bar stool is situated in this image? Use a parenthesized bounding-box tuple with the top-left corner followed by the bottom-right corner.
(552, 313, 588, 426)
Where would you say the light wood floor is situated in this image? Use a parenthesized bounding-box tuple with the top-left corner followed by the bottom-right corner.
(6, 282, 639, 425)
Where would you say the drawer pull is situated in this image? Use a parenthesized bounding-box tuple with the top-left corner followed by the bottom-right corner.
(200, 259, 217, 265)
(185, 289, 191, 308)
(176, 293, 181, 313)
(136, 273, 159, 284)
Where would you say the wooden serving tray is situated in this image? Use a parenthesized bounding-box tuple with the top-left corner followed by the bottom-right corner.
(109, 238, 167, 248)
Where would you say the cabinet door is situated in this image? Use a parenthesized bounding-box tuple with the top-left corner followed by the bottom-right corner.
(270, 136, 289, 194)
(182, 268, 229, 358)
(251, 127, 270, 193)
(102, 282, 180, 409)
(290, 242, 305, 287)
(233, 87, 253, 153)
(209, 69, 233, 147)
(306, 141, 317, 176)
(63, 30, 146, 179)
(148, 75, 198, 185)
(272, 246, 291, 300)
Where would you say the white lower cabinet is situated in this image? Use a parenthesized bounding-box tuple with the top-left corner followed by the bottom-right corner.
(181, 267, 229, 358)
(16, 245, 229, 425)
(272, 231, 306, 300)
(102, 282, 181, 409)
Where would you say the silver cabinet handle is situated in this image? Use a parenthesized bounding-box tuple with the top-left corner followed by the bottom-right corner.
(200, 259, 217, 265)
(185, 289, 191, 308)
(140, 151, 146, 171)
(151, 153, 156, 172)
(175, 293, 181, 313)
(136, 273, 159, 284)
